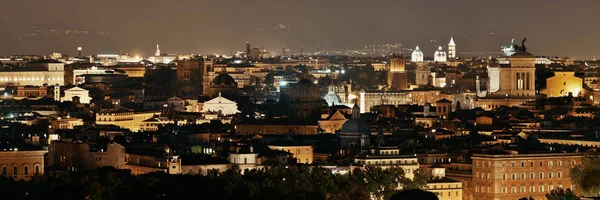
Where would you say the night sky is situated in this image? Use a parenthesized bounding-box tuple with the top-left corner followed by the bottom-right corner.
(1, 0, 599, 59)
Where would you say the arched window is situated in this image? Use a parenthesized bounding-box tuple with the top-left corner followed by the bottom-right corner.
(487, 173, 491, 180)
(13, 166, 17, 177)
(1, 166, 6, 176)
(558, 161, 562, 166)
(558, 171, 562, 178)
(512, 173, 517, 180)
(530, 172, 535, 179)
(530, 186, 535, 193)
(520, 186, 526, 193)
(23, 166, 28, 175)
(549, 172, 553, 178)
(511, 186, 517, 193)
(539, 185, 545, 193)
(549, 161, 554, 166)
(502, 173, 507, 180)
(540, 172, 544, 179)
(501, 186, 507, 194)
(487, 187, 491, 193)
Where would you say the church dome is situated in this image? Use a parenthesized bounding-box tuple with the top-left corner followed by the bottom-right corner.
(434, 46, 447, 62)
(411, 45, 424, 62)
(340, 118, 370, 134)
(288, 78, 320, 101)
(212, 73, 237, 86)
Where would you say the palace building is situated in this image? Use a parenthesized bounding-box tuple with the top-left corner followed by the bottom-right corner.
(470, 152, 584, 200)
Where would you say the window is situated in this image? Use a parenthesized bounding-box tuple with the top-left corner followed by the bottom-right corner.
(511, 186, 517, 193)
(572, 160, 576, 166)
(530, 172, 535, 179)
(521, 162, 525, 167)
(487, 187, 491, 193)
(520, 186, 526, 193)
(549, 172, 553, 178)
(502, 162, 506, 167)
(476, 161, 480, 167)
(476, 172, 480, 179)
(23, 166, 28, 175)
(539, 185, 545, 193)
(35, 166, 40, 174)
(558, 171, 562, 178)
(540, 161, 544, 166)
(549, 185, 554, 191)
(511, 162, 516, 167)
(549, 161, 554, 166)
(487, 173, 491, 180)
(521, 173, 525, 179)
(501, 186, 507, 194)
(558, 161, 562, 166)
(531, 162, 534, 167)
(530, 186, 535, 193)
(539, 172, 544, 179)
(475, 186, 479, 193)
(1, 166, 6, 176)
(13, 166, 17, 177)
(512, 173, 517, 180)
(502, 173, 507, 180)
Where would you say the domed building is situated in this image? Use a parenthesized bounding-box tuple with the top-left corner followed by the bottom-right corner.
(338, 104, 371, 150)
(434, 46, 447, 62)
(285, 71, 322, 120)
(207, 73, 239, 99)
(411, 45, 424, 62)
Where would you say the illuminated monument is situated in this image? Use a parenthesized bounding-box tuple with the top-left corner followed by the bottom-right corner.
(501, 38, 517, 56)
(479, 38, 536, 110)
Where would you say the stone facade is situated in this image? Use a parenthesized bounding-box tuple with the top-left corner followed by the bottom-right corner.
(0, 150, 46, 181)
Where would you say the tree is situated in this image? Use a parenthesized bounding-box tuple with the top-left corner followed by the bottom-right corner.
(571, 155, 600, 197)
(546, 188, 580, 200)
(401, 168, 433, 190)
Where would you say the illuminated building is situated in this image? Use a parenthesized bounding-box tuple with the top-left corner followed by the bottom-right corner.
(0, 60, 65, 86)
(434, 46, 448, 62)
(359, 89, 454, 113)
(323, 84, 343, 106)
(0, 150, 46, 180)
(478, 51, 536, 110)
(471, 152, 583, 200)
(95, 110, 161, 132)
(318, 110, 347, 133)
(425, 165, 463, 200)
(15, 86, 47, 98)
(387, 54, 409, 90)
(268, 145, 314, 164)
(541, 71, 583, 97)
(148, 44, 177, 64)
(200, 93, 241, 115)
(61, 86, 91, 104)
(411, 45, 424, 62)
(354, 147, 420, 179)
(448, 37, 456, 59)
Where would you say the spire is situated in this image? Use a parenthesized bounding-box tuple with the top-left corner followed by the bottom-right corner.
(449, 36, 456, 46)
(155, 44, 161, 56)
(218, 92, 222, 97)
(438, 46, 443, 50)
(415, 45, 420, 50)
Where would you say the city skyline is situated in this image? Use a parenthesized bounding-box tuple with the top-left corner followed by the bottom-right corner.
(1, 0, 599, 59)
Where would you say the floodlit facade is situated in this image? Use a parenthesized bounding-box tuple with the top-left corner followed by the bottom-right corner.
(0, 150, 47, 181)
